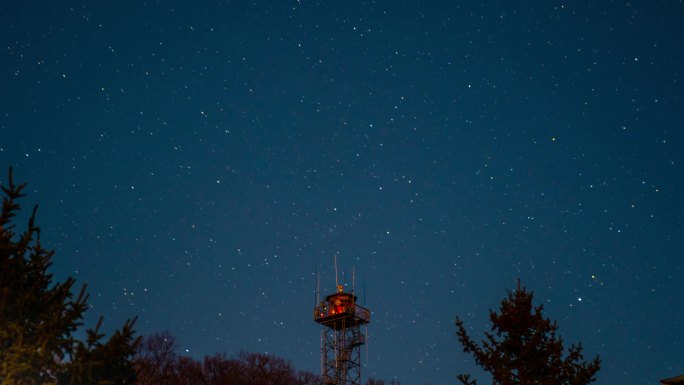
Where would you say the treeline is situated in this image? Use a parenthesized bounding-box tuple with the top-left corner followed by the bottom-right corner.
(134, 331, 396, 385)
(135, 331, 320, 385)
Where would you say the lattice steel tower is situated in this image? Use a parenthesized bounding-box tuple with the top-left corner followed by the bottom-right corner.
(314, 282, 370, 385)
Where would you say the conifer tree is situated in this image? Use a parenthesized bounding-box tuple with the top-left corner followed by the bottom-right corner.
(455, 282, 600, 385)
(0, 168, 139, 384)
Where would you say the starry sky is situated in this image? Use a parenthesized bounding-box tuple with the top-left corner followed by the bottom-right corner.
(1, 1, 683, 384)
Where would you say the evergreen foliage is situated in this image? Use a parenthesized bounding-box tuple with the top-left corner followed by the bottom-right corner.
(0, 168, 139, 384)
(455, 282, 601, 385)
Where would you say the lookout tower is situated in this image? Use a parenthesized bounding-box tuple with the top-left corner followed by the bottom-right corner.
(314, 281, 370, 385)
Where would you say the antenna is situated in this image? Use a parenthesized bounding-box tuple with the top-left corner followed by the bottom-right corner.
(352, 267, 356, 294)
(316, 266, 320, 305)
(320, 329, 325, 375)
(334, 255, 339, 287)
(365, 325, 369, 365)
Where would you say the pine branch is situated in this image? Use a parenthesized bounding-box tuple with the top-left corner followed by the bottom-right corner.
(457, 373, 478, 385)
(1, 168, 139, 384)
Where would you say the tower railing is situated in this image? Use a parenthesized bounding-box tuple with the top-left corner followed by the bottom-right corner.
(314, 302, 371, 324)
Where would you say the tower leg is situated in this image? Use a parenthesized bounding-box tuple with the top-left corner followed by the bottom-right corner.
(321, 321, 365, 385)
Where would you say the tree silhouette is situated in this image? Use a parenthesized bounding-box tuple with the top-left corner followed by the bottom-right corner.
(134, 331, 179, 384)
(365, 378, 402, 385)
(455, 282, 600, 385)
(134, 331, 324, 385)
(0, 168, 139, 384)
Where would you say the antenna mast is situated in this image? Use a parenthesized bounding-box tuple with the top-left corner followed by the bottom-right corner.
(316, 266, 321, 305)
(334, 255, 339, 287)
(352, 267, 356, 294)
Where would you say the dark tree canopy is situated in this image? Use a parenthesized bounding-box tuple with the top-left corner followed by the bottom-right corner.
(0, 168, 139, 384)
(365, 378, 402, 385)
(134, 331, 324, 385)
(455, 282, 601, 385)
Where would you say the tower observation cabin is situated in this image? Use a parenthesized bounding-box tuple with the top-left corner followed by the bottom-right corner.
(314, 284, 370, 385)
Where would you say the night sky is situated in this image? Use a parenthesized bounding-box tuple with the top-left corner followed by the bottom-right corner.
(1, 1, 683, 384)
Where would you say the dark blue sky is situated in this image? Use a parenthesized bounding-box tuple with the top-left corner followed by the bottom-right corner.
(2, 1, 683, 384)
